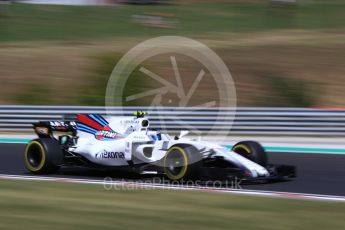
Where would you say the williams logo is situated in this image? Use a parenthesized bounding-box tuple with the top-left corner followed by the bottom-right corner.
(96, 150, 125, 159)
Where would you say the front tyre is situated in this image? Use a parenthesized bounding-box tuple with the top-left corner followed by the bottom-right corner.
(232, 141, 267, 167)
(163, 146, 202, 181)
(24, 138, 63, 174)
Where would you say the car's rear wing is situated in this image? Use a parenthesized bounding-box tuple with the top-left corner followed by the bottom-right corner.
(33, 121, 76, 138)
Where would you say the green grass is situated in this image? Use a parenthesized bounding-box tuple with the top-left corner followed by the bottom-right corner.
(0, 179, 344, 230)
(263, 75, 315, 107)
(1, 2, 345, 106)
(77, 53, 151, 106)
(1, 2, 345, 42)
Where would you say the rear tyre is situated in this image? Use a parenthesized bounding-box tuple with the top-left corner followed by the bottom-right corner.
(24, 138, 63, 174)
(232, 141, 267, 167)
(163, 145, 202, 181)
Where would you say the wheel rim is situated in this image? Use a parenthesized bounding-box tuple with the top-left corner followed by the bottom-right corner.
(164, 147, 188, 180)
(25, 141, 45, 171)
(27, 145, 42, 167)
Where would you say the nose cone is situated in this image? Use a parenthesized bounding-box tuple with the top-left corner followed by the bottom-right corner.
(215, 149, 270, 178)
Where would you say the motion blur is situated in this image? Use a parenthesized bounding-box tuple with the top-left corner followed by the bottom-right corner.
(0, 1, 345, 230)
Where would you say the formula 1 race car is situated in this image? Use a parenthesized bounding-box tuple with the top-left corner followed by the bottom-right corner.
(24, 112, 296, 182)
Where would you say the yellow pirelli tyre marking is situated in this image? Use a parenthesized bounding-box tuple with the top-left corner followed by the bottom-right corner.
(164, 146, 188, 180)
(233, 144, 251, 154)
(24, 141, 46, 172)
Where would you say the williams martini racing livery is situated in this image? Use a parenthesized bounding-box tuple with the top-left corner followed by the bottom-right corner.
(24, 112, 296, 181)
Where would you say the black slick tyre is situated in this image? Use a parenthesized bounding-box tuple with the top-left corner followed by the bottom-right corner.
(232, 141, 268, 167)
(24, 138, 63, 174)
(163, 145, 202, 181)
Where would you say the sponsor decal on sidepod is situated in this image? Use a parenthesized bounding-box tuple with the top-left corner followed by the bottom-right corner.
(96, 150, 125, 159)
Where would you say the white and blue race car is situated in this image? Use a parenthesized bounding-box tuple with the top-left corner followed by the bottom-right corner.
(24, 112, 295, 182)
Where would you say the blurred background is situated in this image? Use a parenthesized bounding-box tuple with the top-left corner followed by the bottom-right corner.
(0, 0, 344, 107)
(1, 3, 345, 229)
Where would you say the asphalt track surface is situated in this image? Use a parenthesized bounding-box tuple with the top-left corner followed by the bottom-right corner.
(1, 143, 345, 196)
